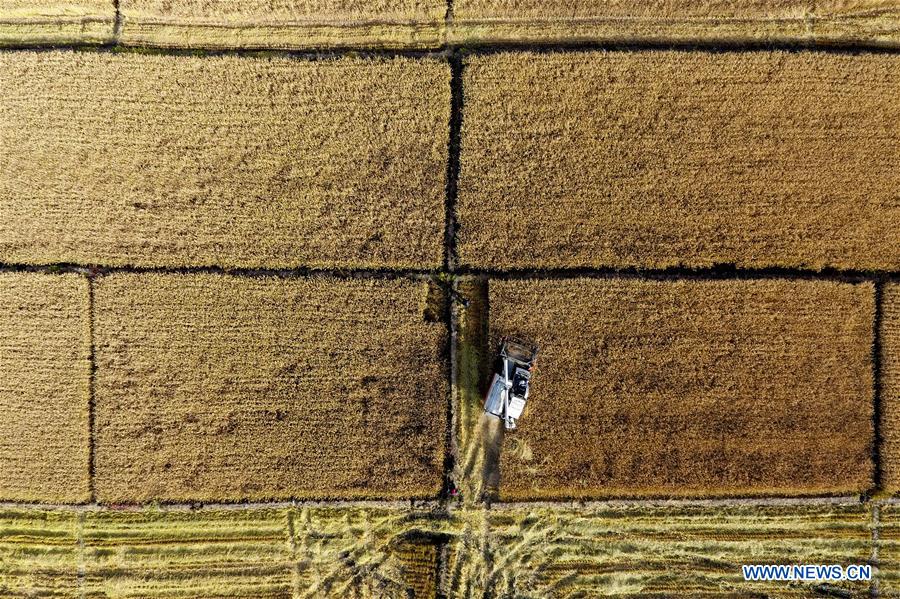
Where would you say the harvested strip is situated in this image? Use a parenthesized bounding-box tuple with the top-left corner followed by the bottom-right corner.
(83, 508, 294, 598)
(0, 509, 79, 597)
(446, 503, 873, 597)
(0, 506, 449, 598)
(457, 51, 900, 271)
(450, 0, 900, 45)
(876, 503, 900, 594)
(488, 278, 874, 499)
(883, 284, 900, 490)
(452, 277, 492, 502)
(0, 51, 449, 270)
(120, 0, 446, 48)
(0, 0, 115, 45)
(288, 507, 453, 598)
(93, 274, 448, 502)
(0, 273, 90, 503)
(81, 507, 448, 598)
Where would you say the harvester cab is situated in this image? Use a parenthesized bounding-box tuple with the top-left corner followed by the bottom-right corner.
(483, 338, 539, 430)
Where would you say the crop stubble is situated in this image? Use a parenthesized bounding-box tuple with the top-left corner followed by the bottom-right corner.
(0, 506, 448, 598)
(4, 0, 898, 46)
(0, 50, 449, 270)
(488, 278, 874, 499)
(93, 274, 448, 503)
(457, 50, 900, 271)
(449, 0, 900, 45)
(119, 0, 447, 48)
(83, 508, 295, 598)
(2, 502, 872, 597)
(0, 0, 115, 45)
(445, 503, 873, 597)
(0, 273, 91, 503)
(0, 509, 79, 596)
(876, 502, 900, 597)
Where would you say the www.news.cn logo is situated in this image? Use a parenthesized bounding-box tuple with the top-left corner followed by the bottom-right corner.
(742, 564, 872, 582)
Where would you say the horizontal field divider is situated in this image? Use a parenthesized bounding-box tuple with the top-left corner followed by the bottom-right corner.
(0, 499, 446, 511)
(2, 263, 899, 282)
(455, 266, 900, 283)
(1, 38, 900, 55)
(0, 263, 442, 280)
(0, 496, 880, 512)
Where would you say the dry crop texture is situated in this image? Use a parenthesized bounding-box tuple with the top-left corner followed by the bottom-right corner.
(0, 503, 876, 598)
(392, 538, 442, 599)
(449, 0, 900, 45)
(445, 503, 873, 598)
(0, 509, 79, 597)
(93, 274, 448, 503)
(0, 0, 114, 45)
(457, 51, 900, 271)
(287, 507, 453, 598)
(82, 508, 295, 598)
(119, 0, 447, 48)
(884, 284, 900, 490)
(0, 50, 449, 270)
(0, 506, 449, 598)
(878, 503, 900, 597)
(487, 278, 874, 499)
(0, 273, 91, 503)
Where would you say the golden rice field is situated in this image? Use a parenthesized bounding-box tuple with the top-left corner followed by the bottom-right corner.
(456, 50, 900, 271)
(118, 0, 447, 48)
(0, 0, 114, 45)
(449, 0, 900, 45)
(92, 274, 448, 503)
(0, 50, 449, 270)
(0, 4, 897, 597)
(0, 272, 91, 504)
(884, 284, 900, 491)
(485, 278, 874, 499)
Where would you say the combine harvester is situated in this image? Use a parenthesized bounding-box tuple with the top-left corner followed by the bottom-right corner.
(483, 338, 539, 430)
